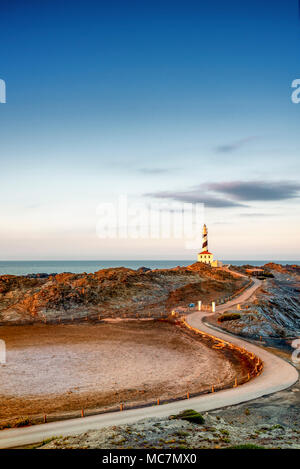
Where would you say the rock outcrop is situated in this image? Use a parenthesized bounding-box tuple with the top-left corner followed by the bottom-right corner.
(208, 263, 300, 347)
(0, 263, 245, 324)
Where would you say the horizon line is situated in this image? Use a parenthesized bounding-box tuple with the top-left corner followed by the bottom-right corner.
(0, 259, 299, 262)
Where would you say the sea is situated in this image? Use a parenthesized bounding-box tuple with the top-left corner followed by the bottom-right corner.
(0, 260, 299, 276)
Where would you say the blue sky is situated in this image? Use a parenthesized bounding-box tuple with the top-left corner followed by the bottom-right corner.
(0, 0, 300, 260)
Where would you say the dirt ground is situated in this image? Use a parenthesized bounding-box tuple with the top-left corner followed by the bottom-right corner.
(0, 321, 244, 426)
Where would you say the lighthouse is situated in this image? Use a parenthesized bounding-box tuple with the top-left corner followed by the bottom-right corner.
(197, 224, 214, 264)
(197, 225, 222, 267)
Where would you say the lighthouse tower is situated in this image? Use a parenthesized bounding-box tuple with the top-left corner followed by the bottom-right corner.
(197, 224, 214, 264)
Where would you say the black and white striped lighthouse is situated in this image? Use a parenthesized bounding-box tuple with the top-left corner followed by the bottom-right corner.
(202, 224, 208, 252)
(197, 224, 222, 267)
(197, 224, 213, 264)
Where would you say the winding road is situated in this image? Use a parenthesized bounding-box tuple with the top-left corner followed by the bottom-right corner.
(0, 275, 298, 449)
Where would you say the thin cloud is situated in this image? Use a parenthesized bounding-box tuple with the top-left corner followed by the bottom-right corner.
(205, 181, 300, 201)
(138, 168, 179, 175)
(145, 190, 245, 208)
(238, 213, 274, 218)
(145, 180, 300, 209)
(215, 136, 259, 154)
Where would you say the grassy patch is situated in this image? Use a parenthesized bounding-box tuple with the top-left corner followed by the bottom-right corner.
(219, 429, 230, 435)
(25, 437, 58, 449)
(175, 430, 189, 437)
(226, 444, 266, 449)
(218, 313, 241, 322)
(271, 424, 284, 431)
(170, 409, 205, 425)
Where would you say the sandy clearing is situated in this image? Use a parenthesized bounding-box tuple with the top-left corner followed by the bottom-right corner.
(0, 321, 238, 423)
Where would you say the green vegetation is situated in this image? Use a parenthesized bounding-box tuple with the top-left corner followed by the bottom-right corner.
(219, 429, 230, 435)
(260, 271, 274, 278)
(175, 430, 189, 437)
(218, 312, 241, 322)
(25, 437, 58, 449)
(226, 443, 266, 449)
(170, 409, 205, 424)
(271, 424, 284, 431)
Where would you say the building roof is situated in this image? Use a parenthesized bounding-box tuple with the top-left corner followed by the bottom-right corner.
(199, 251, 212, 255)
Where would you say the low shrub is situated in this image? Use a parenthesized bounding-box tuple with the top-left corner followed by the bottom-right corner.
(226, 443, 266, 449)
(218, 313, 241, 322)
(170, 409, 205, 424)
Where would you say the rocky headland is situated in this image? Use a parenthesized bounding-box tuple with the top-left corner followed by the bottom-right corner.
(0, 263, 246, 324)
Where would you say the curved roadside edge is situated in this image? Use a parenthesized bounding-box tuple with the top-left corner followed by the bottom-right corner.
(186, 311, 298, 405)
(184, 274, 298, 405)
(0, 278, 298, 449)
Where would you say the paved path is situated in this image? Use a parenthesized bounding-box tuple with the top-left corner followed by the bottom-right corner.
(0, 275, 298, 449)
